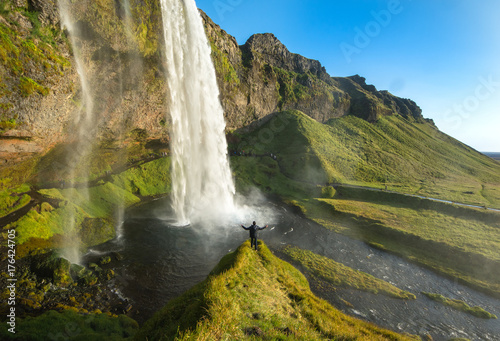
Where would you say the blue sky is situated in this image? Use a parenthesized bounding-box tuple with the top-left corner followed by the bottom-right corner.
(195, 0, 500, 152)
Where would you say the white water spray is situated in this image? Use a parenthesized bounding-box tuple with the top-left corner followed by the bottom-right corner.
(160, 0, 236, 225)
(58, 0, 96, 264)
(58, 1, 94, 135)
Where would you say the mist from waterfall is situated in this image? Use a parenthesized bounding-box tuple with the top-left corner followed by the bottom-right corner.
(114, 0, 142, 240)
(57, 0, 96, 264)
(160, 0, 236, 225)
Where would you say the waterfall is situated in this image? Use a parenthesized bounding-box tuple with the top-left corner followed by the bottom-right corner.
(57, 0, 95, 264)
(114, 0, 142, 241)
(160, 0, 236, 225)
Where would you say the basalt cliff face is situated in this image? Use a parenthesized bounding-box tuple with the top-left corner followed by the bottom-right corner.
(0, 0, 425, 170)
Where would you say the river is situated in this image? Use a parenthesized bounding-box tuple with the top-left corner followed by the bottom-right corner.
(84, 196, 500, 341)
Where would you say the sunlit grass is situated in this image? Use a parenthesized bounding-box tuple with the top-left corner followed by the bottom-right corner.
(234, 111, 500, 208)
(421, 292, 497, 319)
(0, 310, 138, 340)
(301, 197, 500, 297)
(0, 184, 31, 217)
(6, 158, 170, 253)
(317, 198, 500, 262)
(282, 246, 416, 300)
(136, 241, 418, 340)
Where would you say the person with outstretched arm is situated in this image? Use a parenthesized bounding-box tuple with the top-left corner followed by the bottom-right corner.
(241, 221, 268, 250)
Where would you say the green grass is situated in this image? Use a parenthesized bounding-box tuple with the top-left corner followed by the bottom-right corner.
(0, 310, 138, 340)
(136, 241, 418, 340)
(52, 183, 141, 218)
(235, 110, 500, 208)
(111, 157, 171, 197)
(230, 112, 500, 297)
(283, 246, 416, 300)
(302, 197, 500, 298)
(0, 184, 31, 217)
(317, 198, 500, 263)
(230, 156, 319, 199)
(235, 111, 330, 184)
(421, 292, 497, 319)
(32, 141, 168, 188)
(6, 201, 85, 245)
(6, 157, 170, 252)
(0, 156, 41, 191)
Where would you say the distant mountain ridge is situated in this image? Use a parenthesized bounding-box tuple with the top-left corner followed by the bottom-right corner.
(483, 152, 500, 161)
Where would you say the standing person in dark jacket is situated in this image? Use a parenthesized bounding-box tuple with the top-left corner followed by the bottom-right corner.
(241, 221, 268, 250)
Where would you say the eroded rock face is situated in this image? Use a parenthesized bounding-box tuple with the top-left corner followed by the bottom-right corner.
(201, 11, 423, 127)
(201, 12, 349, 127)
(1, 1, 424, 168)
(29, 0, 60, 26)
(242, 33, 331, 83)
(337, 75, 424, 123)
(0, 0, 169, 166)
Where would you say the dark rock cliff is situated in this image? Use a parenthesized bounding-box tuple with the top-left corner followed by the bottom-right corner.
(201, 12, 424, 127)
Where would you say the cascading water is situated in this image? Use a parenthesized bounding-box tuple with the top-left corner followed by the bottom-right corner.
(57, 0, 95, 264)
(114, 0, 142, 240)
(160, 0, 236, 225)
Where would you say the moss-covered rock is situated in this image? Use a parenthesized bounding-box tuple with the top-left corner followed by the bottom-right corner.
(0, 309, 138, 340)
(102, 269, 115, 281)
(31, 251, 72, 287)
(79, 217, 115, 248)
(422, 292, 497, 319)
(321, 186, 336, 198)
(100, 255, 111, 265)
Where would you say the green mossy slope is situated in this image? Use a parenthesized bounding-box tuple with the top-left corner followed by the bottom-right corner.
(235, 110, 500, 208)
(231, 111, 500, 297)
(421, 292, 497, 319)
(0, 310, 138, 340)
(136, 241, 418, 341)
(4, 157, 171, 257)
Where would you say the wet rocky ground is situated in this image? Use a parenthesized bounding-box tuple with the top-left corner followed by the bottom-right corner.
(0, 249, 132, 321)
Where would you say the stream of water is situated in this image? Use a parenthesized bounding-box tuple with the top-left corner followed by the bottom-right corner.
(160, 0, 236, 225)
(86, 197, 500, 341)
(57, 0, 96, 265)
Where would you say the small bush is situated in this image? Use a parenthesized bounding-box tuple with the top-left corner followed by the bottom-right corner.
(321, 186, 336, 198)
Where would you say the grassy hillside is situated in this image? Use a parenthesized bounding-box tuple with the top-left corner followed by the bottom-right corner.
(230, 111, 500, 297)
(136, 241, 418, 340)
(0, 310, 138, 341)
(234, 110, 500, 208)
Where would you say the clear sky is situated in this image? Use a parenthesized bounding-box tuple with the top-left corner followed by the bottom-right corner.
(195, 0, 500, 152)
